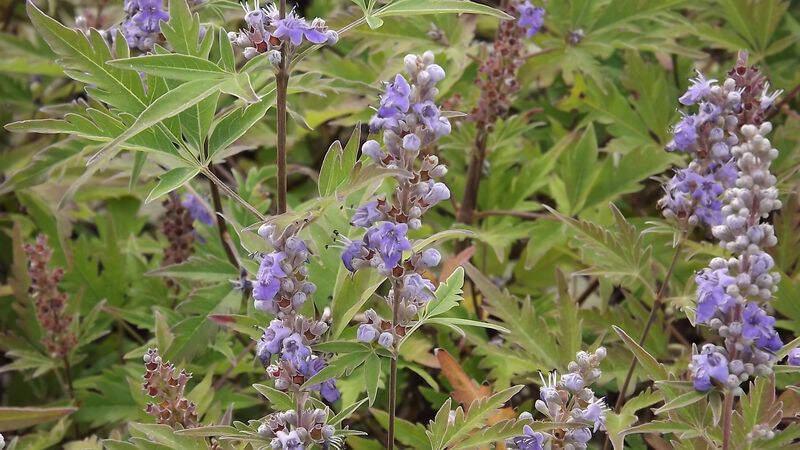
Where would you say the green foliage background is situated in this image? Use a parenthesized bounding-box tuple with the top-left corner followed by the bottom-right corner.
(1, 0, 800, 448)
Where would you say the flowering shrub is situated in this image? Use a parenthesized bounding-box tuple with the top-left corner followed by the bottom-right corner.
(1, 1, 800, 449)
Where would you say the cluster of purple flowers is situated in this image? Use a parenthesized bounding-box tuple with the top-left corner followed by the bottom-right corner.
(122, 0, 168, 51)
(669, 56, 790, 393)
(251, 222, 340, 449)
(336, 52, 451, 347)
(508, 348, 608, 450)
(659, 70, 746, 227)
(228, 1, 338, 61)
(517, 1, 545, 37)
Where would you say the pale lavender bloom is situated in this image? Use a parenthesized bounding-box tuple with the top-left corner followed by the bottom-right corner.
(351, 201, 383, 228)
(274, 430, 304, 450)
(256, 319, 293, 364)
(378, 75, 411, 119)
(403, 273, 435, 303)
(282, 333, 311, 362)
(560, 372, 584, 392)
(377, 332, 394, 349)
(788, 348, 800, 366)
(273, 13, 326, 46)
(695, 267, 735, 323)
(679, 71, 717, 106)
(517, 1, 545, 37)
(357, 324, 378, 343)
(691, 350, 729, 391)
(253, 252, 287, 310)
(510, 425, 546, 450)
(364, 222, 411, 269)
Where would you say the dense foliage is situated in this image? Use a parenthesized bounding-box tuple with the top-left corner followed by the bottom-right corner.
(1, 0, 800, 449)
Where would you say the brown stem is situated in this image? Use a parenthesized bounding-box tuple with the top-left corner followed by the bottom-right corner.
(722, 390, 734, 450)
(457, 130, 488, 228)
(207, 165, 241, 270)
(612, 240, 684, 411)
(275, 0, 289, 215)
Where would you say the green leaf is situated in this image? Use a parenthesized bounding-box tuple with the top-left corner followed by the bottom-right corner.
(653, 390, 707, 415)
(87, 78, 225, 165)
(26, 1, 146, 112)
(318, 125, 361, 196)
(207, 91, 275, 161)
(559, 124, 599, 214)
(371, 408, 431, 449)
(145, 166, 200, 203)
(375, 0, 513, 20)
(612, 325, 668, 380)
(253, 384, 294, 411)
(364, 353, 382, 406)
(0, 407, 77, 432)
(301, 351, 371, 389)
(108, 54, 227, 81)
(331, 269, 385, 339)
(426, 267, 465, 318)
(207, 314, 262, 340)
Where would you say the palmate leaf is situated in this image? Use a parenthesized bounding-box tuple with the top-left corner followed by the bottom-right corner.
(375, 0, 513, 20)
(426, 385, 523, 450)
(463, 262, 560, 369)
(545, 203, 654, 290)
(0, 407, 78, 432)
(26, 1, 146, 113)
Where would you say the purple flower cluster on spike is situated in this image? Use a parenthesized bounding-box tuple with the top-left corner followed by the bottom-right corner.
(228, 0, 338, 62)
(122, 0, 168, 51)
(335, 51, 451, 350)
(671, 55, 789, 393)
(508, 348, 607, 450)
(251, 222, 339, 449)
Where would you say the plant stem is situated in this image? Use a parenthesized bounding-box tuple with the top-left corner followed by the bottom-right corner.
(722, 389, 734, 450)
(275, 0, 289, 215)
(457, 130, 488, 229)
(62, 356, 74, 400)
(207, 165, 241, 270)
(387, 284, 400, 450)
(605, 238, 684, 450)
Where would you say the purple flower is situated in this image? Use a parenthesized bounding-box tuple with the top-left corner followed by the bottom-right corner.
(253, 252, 287, 310)
(517, 2, 545, 37)
(364, 222, 411, 269)
(281, 333, 311, 362)
(351, 201, 383, 228)
(788, 348, 800, 366)
(377, 332, 394, 349)
(670, 114, 698, 152)
(274, 430, 304, 450)
(691, 351, 729, 391)
(561, 372, 584, 392)
(357, 324, 378, 343)
(341, 239, 366, 273)
(256, 319, 292, 364)
(403, 273, 435, 303)
(296, 356, 340, 403)
(132, 0, 169, 33)
(423, 181, 451, 206)
(565, 428, 592, 444)
(378, 75, 411, 120)
(578, 398, 607, 432)
(511, 425, 546, 450)
(181, 194, 214, 226)
(679, 71, 717, 106)
(273, 14, 326, 46)
(747, 252, 774, 278)
(420, 248, 441, 267)
(695, 267, 735, 323)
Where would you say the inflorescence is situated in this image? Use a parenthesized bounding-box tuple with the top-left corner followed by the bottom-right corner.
(24, 234, 77, 359)
(142, 348, 199, 429)
(228, 0, 338, 62)
(252, 221, 340, 449)
(335, 51, 451, 349)
(660, 54, 788, 393)
(508, 348, 608, 450)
